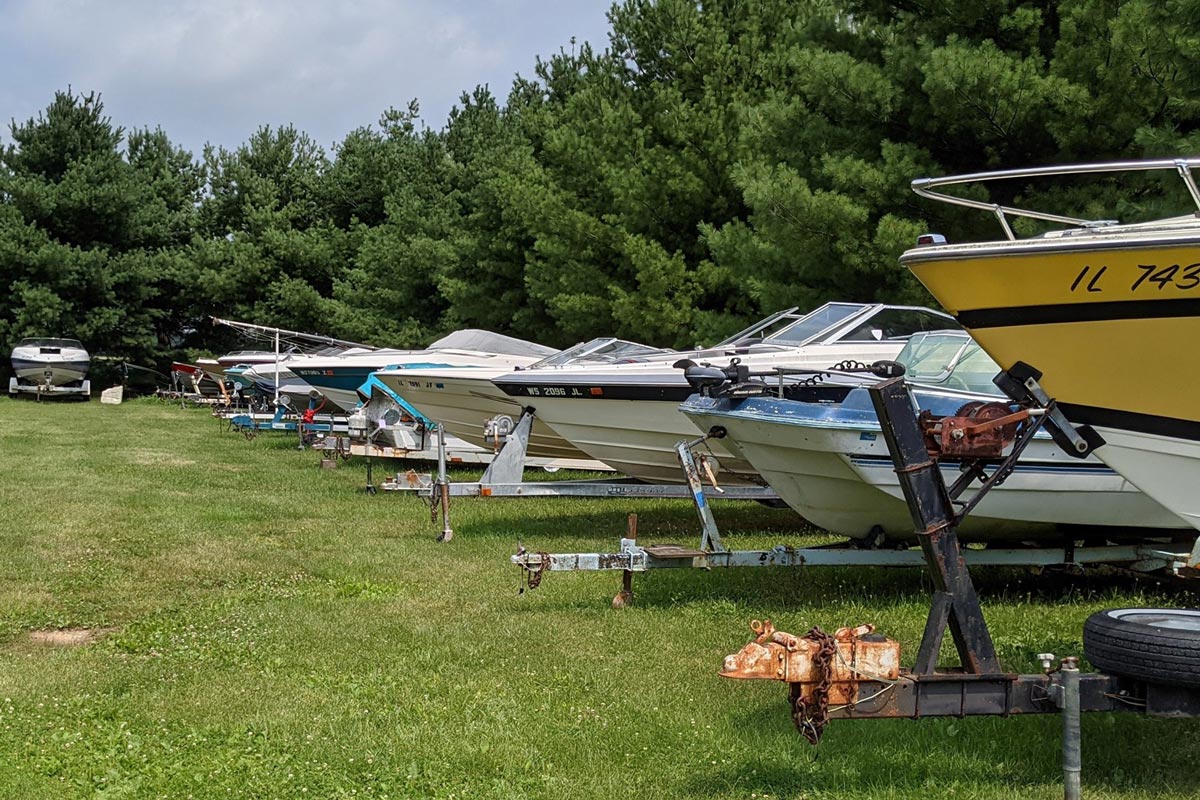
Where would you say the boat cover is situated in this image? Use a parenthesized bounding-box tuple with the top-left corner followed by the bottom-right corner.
(427, 329, 556, 358)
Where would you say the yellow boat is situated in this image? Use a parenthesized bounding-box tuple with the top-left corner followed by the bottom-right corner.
(901, 158, 1200, 531)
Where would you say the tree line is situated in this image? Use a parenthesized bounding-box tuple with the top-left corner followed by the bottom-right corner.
(3, 0, 1198, 373)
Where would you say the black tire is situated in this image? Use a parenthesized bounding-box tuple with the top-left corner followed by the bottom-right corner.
(1083, 608, 1200, 687)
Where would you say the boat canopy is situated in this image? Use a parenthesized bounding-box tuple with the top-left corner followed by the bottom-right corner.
(427, 329, 557, 358)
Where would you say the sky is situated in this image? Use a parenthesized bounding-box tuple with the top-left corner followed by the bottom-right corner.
(0, 0, 614, 157)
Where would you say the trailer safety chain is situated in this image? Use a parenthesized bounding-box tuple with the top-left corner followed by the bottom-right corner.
(517, 551, 550, 594)
(791, 627, 838, 744)
(428, 486, 450, 525)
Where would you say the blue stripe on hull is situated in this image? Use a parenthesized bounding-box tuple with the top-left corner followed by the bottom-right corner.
(848, 454, 1117, 475)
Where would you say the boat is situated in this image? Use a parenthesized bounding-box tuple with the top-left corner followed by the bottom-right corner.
(290, 330, 558, 413)
(373, 337, 672, 461)
(679, 330, 1185, 541)
(900, 158, 1200, 532)
(9, 337, 91, 398)
(237, 346, 352, 402)
(202, 318, 381, 405)
(490, 303, 958, 483)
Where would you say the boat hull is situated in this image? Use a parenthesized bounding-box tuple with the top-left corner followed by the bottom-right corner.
(295, 351, 548, 415)
(904, 232, 1200, 532)
(11, 349, 90, 386)
(492, 344, 908, 484)
(681, 394, 1185, 541)
(288, 365, 378, 411)
(373, 370, 594, 461)
(513, 394, 756, 484)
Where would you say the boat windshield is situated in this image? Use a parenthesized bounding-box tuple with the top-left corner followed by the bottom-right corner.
(825, 306, 962, 343)
(716, 303, 867, 347)
(18, 338, 82, 349)
(529, 337, 670, 368)
(895, 331, 1001, 395)
(764, 303, 869, 344)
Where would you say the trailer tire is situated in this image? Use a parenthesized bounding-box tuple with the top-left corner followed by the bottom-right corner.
(1082, 608, 1200, 687)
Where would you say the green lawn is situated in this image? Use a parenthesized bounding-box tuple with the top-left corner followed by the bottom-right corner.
(0, 396, 1197, 799)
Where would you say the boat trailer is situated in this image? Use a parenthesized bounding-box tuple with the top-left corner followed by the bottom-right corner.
(511, 395, 1199, 603)
(219, 393, 348, 448)
(710, 368, 1200, 799)
(387, 407, 783, 543)
(8, 374, 90, 400)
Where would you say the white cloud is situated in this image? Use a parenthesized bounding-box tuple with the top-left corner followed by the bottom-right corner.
(1, 0, 611, 155)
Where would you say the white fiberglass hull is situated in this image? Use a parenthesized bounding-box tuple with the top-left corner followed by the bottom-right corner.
(374, 369, 594, 461)
(683, 403, 1185, 541)
(1088, 428, 1200, 532)
(241, 365, 323, 403)
(11, 349, 90, 386)
(294, 350, 547, 414)
(512, 394, 757, 484)
(492, 344, 907, 484)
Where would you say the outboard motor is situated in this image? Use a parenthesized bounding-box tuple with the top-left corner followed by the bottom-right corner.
(677, 358, 907, 399)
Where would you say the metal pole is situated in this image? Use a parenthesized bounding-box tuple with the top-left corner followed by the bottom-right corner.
(436, 425, 453, 543)
(273, 329, 280, 406)
(1062, 657, 1082, 800)
(613, 514, 637, 609)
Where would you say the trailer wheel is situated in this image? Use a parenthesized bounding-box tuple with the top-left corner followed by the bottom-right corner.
(1082, 608, 1200, 687)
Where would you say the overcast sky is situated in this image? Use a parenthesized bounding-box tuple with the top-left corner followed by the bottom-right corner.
(0, 0, 614, 157)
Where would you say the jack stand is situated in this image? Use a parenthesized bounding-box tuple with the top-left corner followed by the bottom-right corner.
(365, 453, 376, 495)
(435, 424, 453, 543)
(1057, 657, 1082, 800)
(676, 434, 727, 554)
(606, 436, 735, 604)
(612, 514, 637, 609)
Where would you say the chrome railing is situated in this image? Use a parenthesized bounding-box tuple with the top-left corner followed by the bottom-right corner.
(911, 157, 1200, 240)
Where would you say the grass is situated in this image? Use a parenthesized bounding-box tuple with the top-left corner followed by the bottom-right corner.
(0, 395, 1198, 799)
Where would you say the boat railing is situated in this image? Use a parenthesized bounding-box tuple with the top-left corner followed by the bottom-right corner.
(911, 157, 1200, 241)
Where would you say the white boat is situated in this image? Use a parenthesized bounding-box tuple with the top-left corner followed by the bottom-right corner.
(490, 303, 957, 483)
(9, 337, 91, 397)
(237, 347, 354, 403)
(373, 337, 671, 461)
(202, 318, 380, 403)
(900, 158, 1200, 534)
(678, 331, 1185, 542)
(290, 330, 557, 413)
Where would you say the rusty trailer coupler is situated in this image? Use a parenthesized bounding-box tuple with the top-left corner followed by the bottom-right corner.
(720, 620, 900, 688)
(720, 619, 902, 742)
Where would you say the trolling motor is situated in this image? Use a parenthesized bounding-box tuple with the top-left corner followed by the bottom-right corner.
(674, 357, 905, 398)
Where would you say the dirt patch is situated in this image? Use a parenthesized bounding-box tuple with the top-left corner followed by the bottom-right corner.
(29, 627, 116, 646)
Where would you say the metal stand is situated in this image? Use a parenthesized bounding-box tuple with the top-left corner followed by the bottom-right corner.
(435, 424, 453, 543)
(390, 409, 780, 542)
(871, 376, 999, 675)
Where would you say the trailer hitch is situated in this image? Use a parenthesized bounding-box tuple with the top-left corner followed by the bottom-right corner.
(721, 619, 902, 742)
